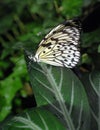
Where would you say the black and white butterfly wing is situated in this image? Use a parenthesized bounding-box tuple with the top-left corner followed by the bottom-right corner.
(30, 19, 81, 68)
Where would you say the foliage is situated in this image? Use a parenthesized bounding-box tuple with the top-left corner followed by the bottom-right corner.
(0, 0, 100, 129)
(62, 0, 83, 18)
(2, 108, 66, 130)
(0, 57, 28, 121)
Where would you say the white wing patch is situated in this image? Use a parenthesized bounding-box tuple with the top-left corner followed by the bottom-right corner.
(29, 19, 81, 68)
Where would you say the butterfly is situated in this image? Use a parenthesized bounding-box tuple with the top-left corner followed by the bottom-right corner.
(28, 18, 81, 68)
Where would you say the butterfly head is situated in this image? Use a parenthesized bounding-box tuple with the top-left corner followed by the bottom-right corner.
(28, 54, 40, 62)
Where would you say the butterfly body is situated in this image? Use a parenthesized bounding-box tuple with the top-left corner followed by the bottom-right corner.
(29, 19, 81, 68)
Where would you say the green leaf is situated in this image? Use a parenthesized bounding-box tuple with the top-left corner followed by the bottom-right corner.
(29, 1, 55, 19)
(0, 1, 30, 34)
(36, 0, 53, 4)
(98, 44, 100, 53)
(62, 0, 83, 18)
(81, 70, 100, 129)
(0, 76, 22, 121)
(0, 14, 14, 34)
(89, 70, 100, 99)
(25, 53, 90, 129)
(81, 53, 92, 64)
(1, 108, 66, 130)
(0, 57, 28, 121)
(83, 0, 92, 7)
(82, 27, 100, 48)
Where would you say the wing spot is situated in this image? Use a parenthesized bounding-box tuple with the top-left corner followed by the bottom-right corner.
(58, 43, 62, 45)
(53, 31, 56, 34)
(71, 58, 74, 62)
(62, 56, 66, 58)
(61, 50, 63, 54)
(51, 37, 58, 42)
(43, 37, 47, 40)
(57, 46, 60, 48)
(42, 42, 52, 47)
(67, 55, 70, 57)
(64, 59, 67, 61)
(48, 46, 51, 49)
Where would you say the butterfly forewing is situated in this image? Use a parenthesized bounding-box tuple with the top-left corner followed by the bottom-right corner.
(31, 19, 81, 68)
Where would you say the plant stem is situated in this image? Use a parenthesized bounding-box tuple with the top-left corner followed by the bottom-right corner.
(41, 64, 75, 130)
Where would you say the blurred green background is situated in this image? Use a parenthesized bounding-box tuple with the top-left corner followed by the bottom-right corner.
(0, 0, 100, 123)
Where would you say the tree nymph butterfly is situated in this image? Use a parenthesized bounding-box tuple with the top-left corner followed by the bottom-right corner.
(28, 18, 81, 68)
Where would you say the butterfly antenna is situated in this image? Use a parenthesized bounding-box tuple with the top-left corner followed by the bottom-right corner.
(24, 50, 34, 72)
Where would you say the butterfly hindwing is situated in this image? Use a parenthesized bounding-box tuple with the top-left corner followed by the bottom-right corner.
(30, 19, 81, 68)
